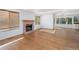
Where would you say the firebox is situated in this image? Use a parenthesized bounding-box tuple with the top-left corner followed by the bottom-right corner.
(26, 24, 32, 32)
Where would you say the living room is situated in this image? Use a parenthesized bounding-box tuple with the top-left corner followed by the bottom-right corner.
(0, 9, 79, 50)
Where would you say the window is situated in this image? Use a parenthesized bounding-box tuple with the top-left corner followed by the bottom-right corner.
(56, 18, 60, 24)
(9, 12, 19, 28)
(0, 9, 19, 30)
(74, 16, 79, 24)
(35, 16, 40, 25)
(67, 17, 72, 24)
(60, 18, 66, 24)
(0, 10, 9, 29)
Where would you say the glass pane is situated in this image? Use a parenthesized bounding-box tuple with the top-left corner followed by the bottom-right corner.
(74, 16, 79, 24)
(56, 18, 59, 24)
(67, 17, 72, 24)
(9, 12, 19, 28)
(38, 16, 40, 24)
(35, 16, 40, 25)
(0, 10, 9, 29)
(60, 18, 66, 24)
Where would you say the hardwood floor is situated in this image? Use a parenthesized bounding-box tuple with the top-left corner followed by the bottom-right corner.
(0, 29, 79, 50)
(0, 34, 23, 46)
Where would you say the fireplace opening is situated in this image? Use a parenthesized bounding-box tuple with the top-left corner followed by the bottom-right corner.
(26, 24, 32, 32)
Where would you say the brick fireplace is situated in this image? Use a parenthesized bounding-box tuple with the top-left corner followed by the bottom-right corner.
(23, 20, 34, 34)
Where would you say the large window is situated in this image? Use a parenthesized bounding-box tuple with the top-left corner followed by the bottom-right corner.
(56, 18, 66, 24)
(56, 17, 73, 24)
(56, 15, 79, 25)
(0, 9, 19, 30)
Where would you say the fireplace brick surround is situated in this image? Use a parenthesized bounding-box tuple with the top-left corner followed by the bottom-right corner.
(23, 20, 34, 34)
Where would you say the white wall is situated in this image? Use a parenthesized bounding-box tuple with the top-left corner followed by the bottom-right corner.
(55, 24, 73, 28)
(40, 14, 53, 29)
(0, 9, 35, 40)
(34, 25, 40, 30)
(20, 10, 35, 20)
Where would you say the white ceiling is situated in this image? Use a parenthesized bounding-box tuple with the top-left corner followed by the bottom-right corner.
(22, 9, 61, 14)
(21, 9, 79, 15)
(29, 9, 58, 12)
